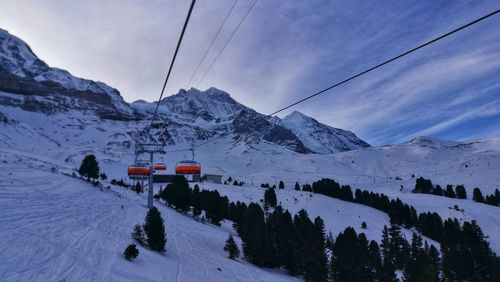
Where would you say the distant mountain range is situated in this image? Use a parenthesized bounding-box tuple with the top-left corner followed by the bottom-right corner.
(0, 28, 369, 154)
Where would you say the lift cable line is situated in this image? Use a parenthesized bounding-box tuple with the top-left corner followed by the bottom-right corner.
(150, 0, 196, 126)
(195, 0, 258, 88)
(163, 6, 500, 153)
(267, 7, 500, 117)
(186, 0, 239, 88)
(133, 0, 196, 208)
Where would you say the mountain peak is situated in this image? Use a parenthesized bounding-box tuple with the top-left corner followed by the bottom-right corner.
(283, 110, 316, 124)
(407, 136, 459, 147)
(282, 110, 370, 154)
(0, 28, 134, 119)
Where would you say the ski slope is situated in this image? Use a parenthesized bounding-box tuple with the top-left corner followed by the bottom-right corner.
(1, 101, 500, 281)
(0, 160, 296, 282)
(195, 183, 438, 248)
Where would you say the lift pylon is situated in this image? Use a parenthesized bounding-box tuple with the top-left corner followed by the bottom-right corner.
(135, 143, 166, 208)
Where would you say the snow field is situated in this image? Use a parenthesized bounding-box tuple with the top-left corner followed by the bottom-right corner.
(0, 162, 297, 281)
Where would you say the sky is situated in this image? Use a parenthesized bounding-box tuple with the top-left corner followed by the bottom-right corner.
(0, 0, 499, 146)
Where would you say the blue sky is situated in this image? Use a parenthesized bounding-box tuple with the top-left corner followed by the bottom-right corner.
(0, 0, 499, 145)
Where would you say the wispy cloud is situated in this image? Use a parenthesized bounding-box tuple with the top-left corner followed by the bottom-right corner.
(0, 0, 499, 145)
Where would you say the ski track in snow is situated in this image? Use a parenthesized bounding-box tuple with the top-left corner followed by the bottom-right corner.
(1, 103, 500, 280)
(0, 165, 297, 282)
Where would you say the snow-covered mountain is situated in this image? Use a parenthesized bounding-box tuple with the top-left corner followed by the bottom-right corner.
(130, 87, 369, 154)
(137, 87, 248, 123)
(0, 26, 369, 154)
(0, 28, 134, 120)
(282, 111, 370, 154)
(1, 28, 500, 281)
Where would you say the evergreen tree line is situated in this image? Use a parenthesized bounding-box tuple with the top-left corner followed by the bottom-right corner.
(224, 176, 244, 186)
(261, 182, 276, 189)
(157, 178, 499, 281)
(413, 177, 500, 206)
(157, 178, 328, 279)
(440, 218, 499, 281)
(473, 187, 500, 206)
(159, 177, 230, 226)
(235, 205, 329, 281)
(310, 178, 498, 244)
(311, 178, 419, 230)
(331, 224, 440, 282)
(260, 180, 285, 189)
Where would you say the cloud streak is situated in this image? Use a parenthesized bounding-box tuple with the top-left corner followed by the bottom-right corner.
(0, 0, 499, 145)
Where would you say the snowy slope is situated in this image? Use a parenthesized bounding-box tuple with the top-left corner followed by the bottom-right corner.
(1, 101, 498, 194)
(130, 87, 368, 154)
(2, 104, 499, 254)
(0, 28, 134, 118)
(0, 157, 297, 282)
(281, 111, 370, 153)
(1, 27, 500, 281)
(2, 93, 500, 281)
(194, 183, 439, 249)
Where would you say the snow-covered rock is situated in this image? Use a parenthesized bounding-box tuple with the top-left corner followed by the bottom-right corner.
(0, 28, 134, 119)
(131, 88, 369, 154)
(282, 111, 370, 153)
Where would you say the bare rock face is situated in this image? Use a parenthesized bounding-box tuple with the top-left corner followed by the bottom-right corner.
(1, 28, 369, 154)
(130, 86, 370, 154)
(0, 28, 135, 120)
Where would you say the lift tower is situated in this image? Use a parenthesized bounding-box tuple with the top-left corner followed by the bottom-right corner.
(135, 143, 166, 208)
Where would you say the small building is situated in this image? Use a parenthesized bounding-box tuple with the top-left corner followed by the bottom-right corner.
(202, 174, 223, 184)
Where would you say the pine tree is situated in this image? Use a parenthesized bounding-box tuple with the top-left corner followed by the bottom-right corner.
(441, 219, 462, 281)
(191, 185, 202, 218)
(264, 188, 277, 208)
(404, 233, 439, 282)
(240, 203, 266, 265)
(492, 257, 500, 282)
(294, 182, 300, 191)
(381, 225, 392, 265)
(455, 185, 467, 199)
(124, 244, 139, 260)
(325, 232, 334, 251)
(310, 216, 328, 282)
(78, 154, 100, 181)
(160, 176, 191, 212)
(444, 185, 456, 198)
(281, 210, 299, 275)
(433, 185, 443, 196)
(143, 207, 166, 252)
(473, 187, 485, 203)
(331, 227, 372, 282)
(389, 224, 410, 269)
(361, 221, 367, 229)
(413, 177, 433, 194)
(278, 180, 285, 189)
(485, 195, 498, 206)
(288, 211, 328, 281)
(380, 260, 398, 282)
(131, 223, 146, 245)
(224, 234, 240, 259)
(367, 240, 383, 281)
